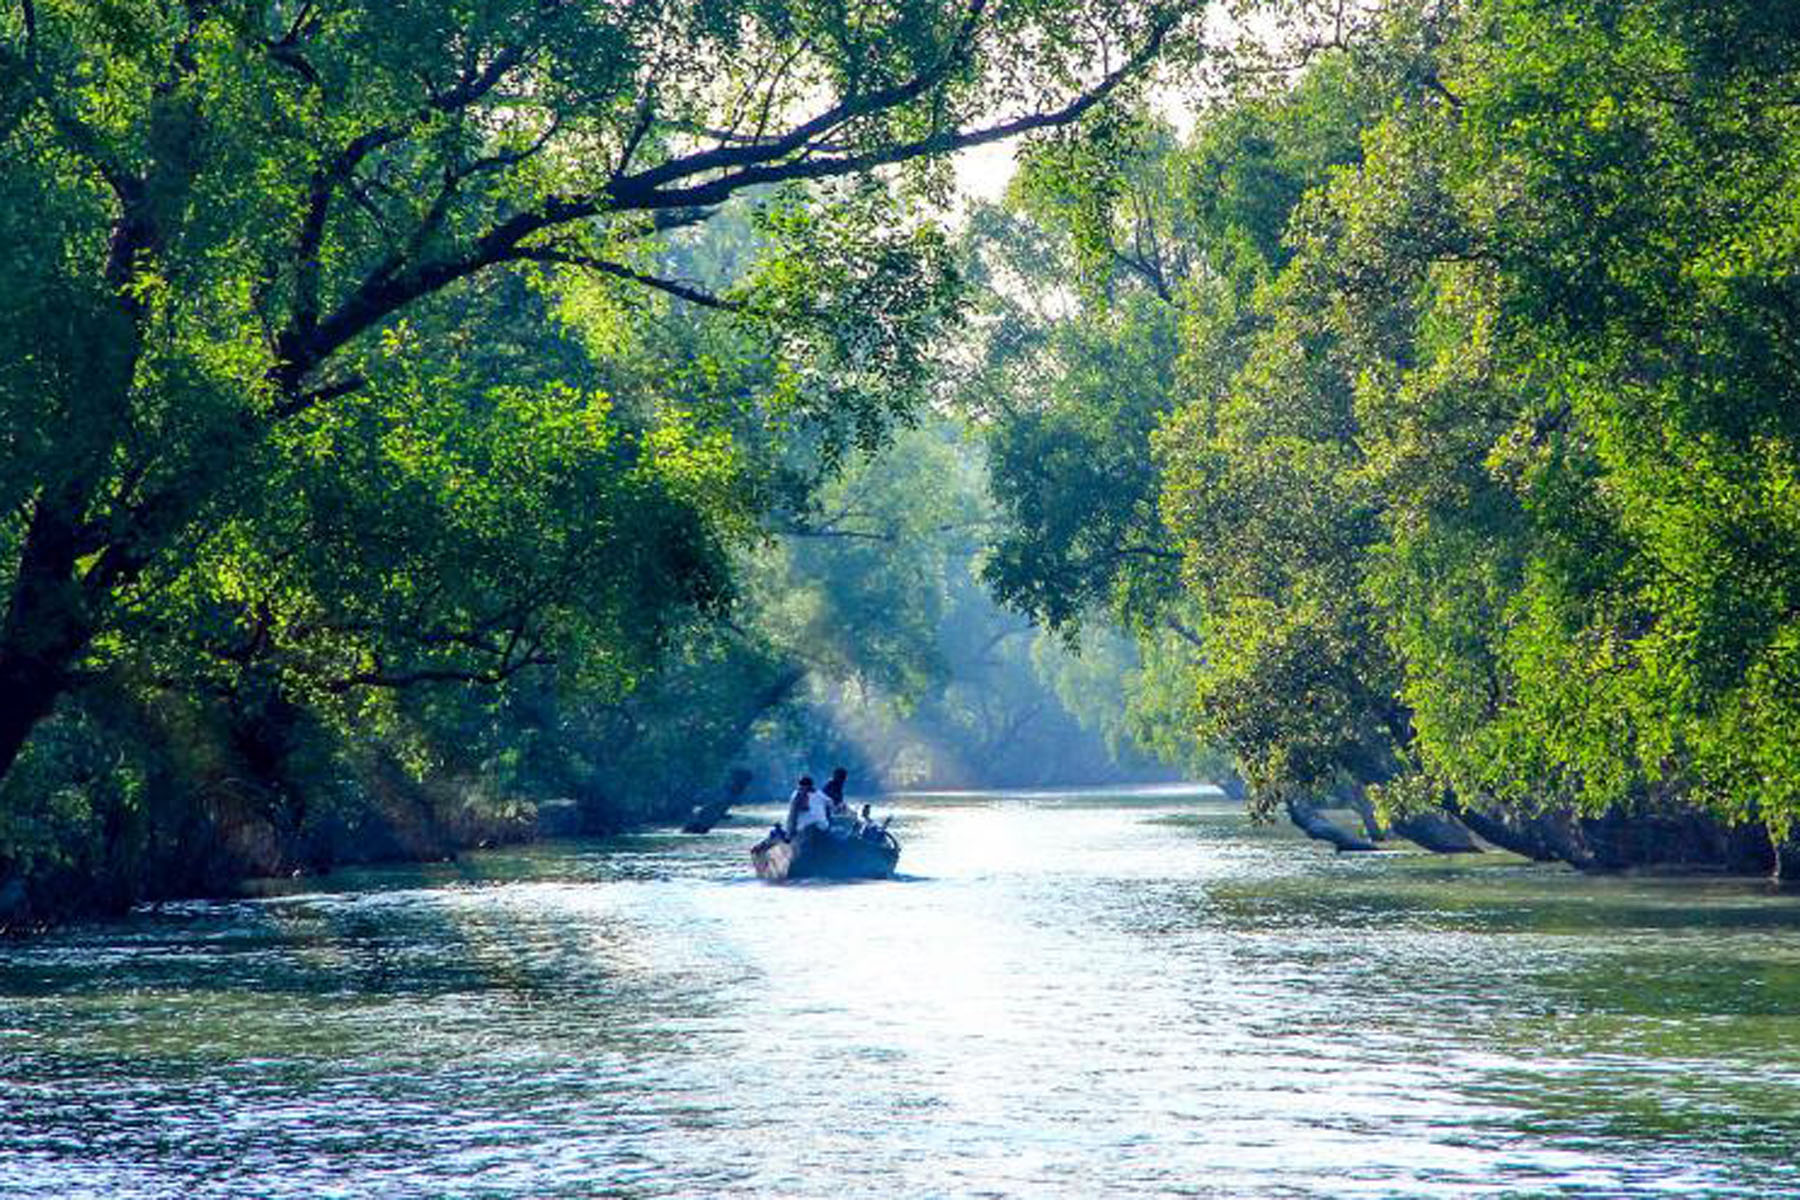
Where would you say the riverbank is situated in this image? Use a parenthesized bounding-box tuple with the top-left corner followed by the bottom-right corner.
(1284, 794, 1800, 887)
(0, 768, 625, 935)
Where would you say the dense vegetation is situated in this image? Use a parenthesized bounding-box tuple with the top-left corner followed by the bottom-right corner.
(969, 0, 1800, 878)
(0, 0, 1196, 923)
(5, 0, 1799, 924)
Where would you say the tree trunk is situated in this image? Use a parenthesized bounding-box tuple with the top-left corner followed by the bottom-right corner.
(682, 767, 756, 834)
(1445, 801, 1560, 861)
(1284, 798, 1377, 852)
(1337, 782, 1478, 854)
(0, 495, 93, 782)
(1343, 787, 1387, 841)
(1771, 830, 1800, 890)
(1576, 806, 1774, 873)
(1521, 811, 1593, 868)
(0, 652, 69, 784)
(1443, 797, 1594, 867)
(1391, 811, 1483, 854)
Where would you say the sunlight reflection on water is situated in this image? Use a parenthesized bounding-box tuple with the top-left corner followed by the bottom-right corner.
(2, 786, 1799, 1197)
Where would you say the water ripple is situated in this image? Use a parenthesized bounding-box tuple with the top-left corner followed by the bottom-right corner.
(2, 787, 1798, 1197)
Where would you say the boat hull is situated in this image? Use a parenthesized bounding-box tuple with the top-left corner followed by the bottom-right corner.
(752, 826, 899, 882)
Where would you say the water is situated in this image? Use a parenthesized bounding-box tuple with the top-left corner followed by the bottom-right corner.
(2, 785, 1799, 1198)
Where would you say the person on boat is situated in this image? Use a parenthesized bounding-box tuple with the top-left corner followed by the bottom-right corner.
(858, 802, 889, 843)
(752, 823, 787, 857)
(822, 767, 850, 820)
(785, 776, 828, 839)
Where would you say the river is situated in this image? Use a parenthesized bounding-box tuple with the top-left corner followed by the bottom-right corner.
(2, 785, 1798, 1198)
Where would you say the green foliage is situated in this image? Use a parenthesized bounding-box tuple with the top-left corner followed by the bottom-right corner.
(739, 181, 966, 461)
(1355, 0, 1800, 832)
(1138, 0, 1800, 842)
(980, 286, 1183, 631)
(0, 0, 1195, 914)
(737, 421, 1162, 788)
(964, 47, 1380, 785)
(977, 0, 1800, 852)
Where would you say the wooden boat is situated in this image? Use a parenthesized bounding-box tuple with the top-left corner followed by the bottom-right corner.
(752, 823, 900, 882)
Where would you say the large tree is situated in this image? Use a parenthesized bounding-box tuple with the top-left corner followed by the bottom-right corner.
(1325, 0, 1800, 845)
(1158, 0, 1800, 866)
(0, 0, 1204, 786)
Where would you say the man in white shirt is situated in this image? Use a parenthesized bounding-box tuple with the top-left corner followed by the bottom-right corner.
(785, 776, 828, 838)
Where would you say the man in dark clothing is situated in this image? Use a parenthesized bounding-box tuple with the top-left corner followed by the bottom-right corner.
(821, 766, 849, 820)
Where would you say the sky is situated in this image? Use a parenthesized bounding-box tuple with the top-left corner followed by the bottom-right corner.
(953, 138, 1019, 206)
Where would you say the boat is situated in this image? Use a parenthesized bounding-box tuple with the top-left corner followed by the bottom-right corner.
(752, 823, 900, 882)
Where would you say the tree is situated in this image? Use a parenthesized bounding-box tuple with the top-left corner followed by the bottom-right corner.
(1154, 0, 1800, 870)
(963, 54, 1380, 789)
(1332, 0, 1800, 850)
(739, 419, 1172, 789)
(968, 116, 1188, 636)
(0, 0, 1205, 787)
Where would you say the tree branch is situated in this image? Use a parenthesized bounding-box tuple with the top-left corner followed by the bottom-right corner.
(511, 248, 742, 311)
(1114, 246, 1172, 301)
(273, 374, 365, 419)
(326, 654, 555, 692)
(270, 5, 1173, 399)
(607, 13, 1172, 214)
(429, 42, 527, 114)
(263, 2, 322, 88)
(21, 0, 37, 70)
(290, 126, 407, 336)
(1165, 614, 1205, 651)
(617, 0, 992, 198)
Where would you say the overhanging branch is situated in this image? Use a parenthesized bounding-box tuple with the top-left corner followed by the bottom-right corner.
(512, 248, 741, 311)
(608, 11, 1175, 214)
(269, 5, 1177, 399)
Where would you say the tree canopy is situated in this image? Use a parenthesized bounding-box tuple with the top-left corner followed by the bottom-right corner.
(0, 0, 1203, 919)
(970, 0, 1800, 871)
(12, 0, 1800, 916)
(0, 0, 1201, 771)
